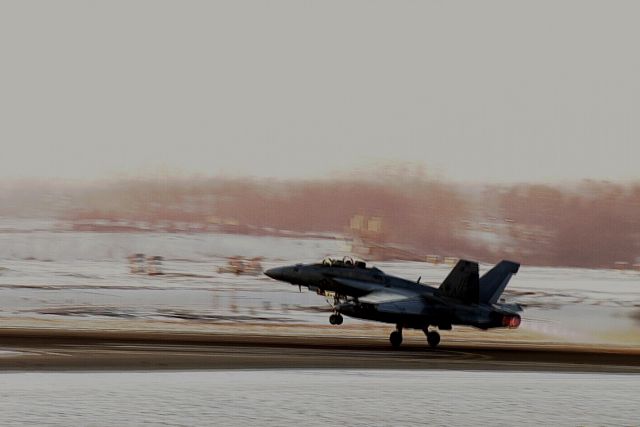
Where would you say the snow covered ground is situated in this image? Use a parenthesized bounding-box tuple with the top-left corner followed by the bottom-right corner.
(0, 219, 638, 345)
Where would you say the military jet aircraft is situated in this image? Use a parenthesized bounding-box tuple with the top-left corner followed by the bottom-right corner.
(265, 257, 521, 348)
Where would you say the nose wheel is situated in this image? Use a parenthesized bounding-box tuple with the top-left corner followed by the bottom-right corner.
(424, 330, 441, 348)
(329, 313, 343, 325)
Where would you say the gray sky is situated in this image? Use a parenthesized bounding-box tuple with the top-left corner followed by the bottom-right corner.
(1, 1, 639, 183)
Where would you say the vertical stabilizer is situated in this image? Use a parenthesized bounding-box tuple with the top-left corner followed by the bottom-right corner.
(438, 260, 479, 304)
(479, 260, 520, 304)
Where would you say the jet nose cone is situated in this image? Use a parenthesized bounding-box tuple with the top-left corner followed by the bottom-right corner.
(264, 267, 285, 281)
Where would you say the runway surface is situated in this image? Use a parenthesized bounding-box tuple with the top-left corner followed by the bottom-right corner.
(0, 329, 638, 373)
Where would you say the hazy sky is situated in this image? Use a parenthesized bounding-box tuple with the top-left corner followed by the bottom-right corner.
(1, 1, 639, 183)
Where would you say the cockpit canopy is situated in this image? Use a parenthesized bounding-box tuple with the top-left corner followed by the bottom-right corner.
(320, 256, 367, 269)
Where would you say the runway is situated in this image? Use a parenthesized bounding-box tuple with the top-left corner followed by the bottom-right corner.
(0, 329, 638, 373)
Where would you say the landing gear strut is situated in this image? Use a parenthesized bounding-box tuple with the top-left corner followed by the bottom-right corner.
(424, 329, 441, 348)
(329, 313, 343, 325)
(389, 325, 403, 348)
(328, 293, 344, 326)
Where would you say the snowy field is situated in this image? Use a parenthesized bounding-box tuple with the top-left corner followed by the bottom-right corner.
(0, 219, 638, 346)
(2, 370, 639, 426)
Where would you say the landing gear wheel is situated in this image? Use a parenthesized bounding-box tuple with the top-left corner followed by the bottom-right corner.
(426, 331, 441, 348)
(389, 330, 403, 348)
(329, 314, 343, 325)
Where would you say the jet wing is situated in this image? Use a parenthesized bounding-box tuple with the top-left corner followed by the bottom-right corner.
(332, 277, 447, 304)
(331, 278, 417, 300)
(374, 296, 430, 315)
(362, 291, 448, 311)
(358, 290, 416, 304)
(331, 277, 385, 294)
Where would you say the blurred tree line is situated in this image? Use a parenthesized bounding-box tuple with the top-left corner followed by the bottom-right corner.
(492, 181, 640, 267)
(5, 174, 639, 268)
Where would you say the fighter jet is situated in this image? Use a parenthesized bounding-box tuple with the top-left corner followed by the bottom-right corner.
(265, 257, 522, 348)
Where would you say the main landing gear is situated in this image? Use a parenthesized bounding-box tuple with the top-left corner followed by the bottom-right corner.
(389, 325, 403, 348)
(388, 327, 441, 349)
(424, 329, 441, 348)
(329, 313, 343, 325)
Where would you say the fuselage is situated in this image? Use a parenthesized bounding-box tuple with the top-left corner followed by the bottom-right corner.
(265, 259, 434, 296)
(264, 258, 521, 331)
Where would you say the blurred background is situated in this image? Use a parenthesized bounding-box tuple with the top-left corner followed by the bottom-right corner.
(1, 0, 639, 344)
(1, 1, 639, 424)
(3, 174, 640, 268)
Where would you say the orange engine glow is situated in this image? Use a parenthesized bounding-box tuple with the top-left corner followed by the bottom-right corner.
(502, 314, 521, 328)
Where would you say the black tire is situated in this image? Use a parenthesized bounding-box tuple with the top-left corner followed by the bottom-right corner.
(335, 314, 343, 325)
(389, 330, 403, 348)
(329, 314, 338, 325)
(426, 331, 440, 348)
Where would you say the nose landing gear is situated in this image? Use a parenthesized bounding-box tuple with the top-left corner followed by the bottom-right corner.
(328, 294, 345, 325)
(329, 313, 343, 325)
